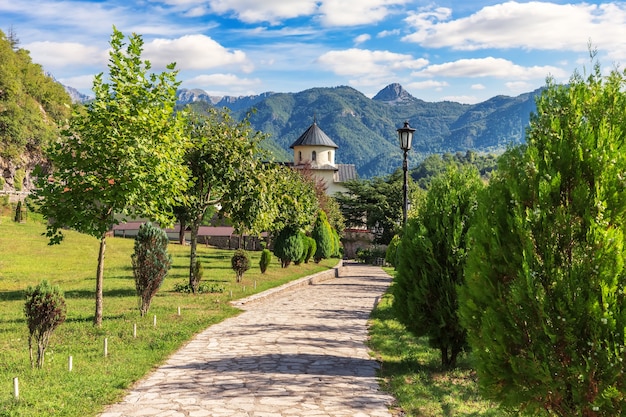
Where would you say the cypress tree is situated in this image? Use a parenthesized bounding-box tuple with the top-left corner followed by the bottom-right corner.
(273, 226, 304, 268)
(459, 64, 626, 415)
(312, 211, 333, 262)
(393, 165, 483, 369)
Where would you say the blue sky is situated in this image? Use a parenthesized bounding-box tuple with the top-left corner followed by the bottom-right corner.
(1, 0, 625, 103)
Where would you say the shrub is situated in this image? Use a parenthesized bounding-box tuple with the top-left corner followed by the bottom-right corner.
(131, 222, 172, 316)
(312, 211, 333, 262)
(393, 165, 483, 369)
(173, 281, 225, 294)
(24, 280, 67, 368)
(273, 226, 304, 268)
(459, 65, 626, 415)
(14, 200, 22, 222)
(304, 236, 316, 264)
(385, 234, 400, 267)
(231, 249, 250, 282)
(259, 248, 272, 273)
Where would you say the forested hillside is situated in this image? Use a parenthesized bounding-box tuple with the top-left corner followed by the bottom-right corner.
(181, 83, 541, 178)
(0, 29, 72, 192)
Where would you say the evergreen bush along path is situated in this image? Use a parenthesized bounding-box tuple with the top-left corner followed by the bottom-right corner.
(0, 218, 337, 417)
(459, 62, 626, 415)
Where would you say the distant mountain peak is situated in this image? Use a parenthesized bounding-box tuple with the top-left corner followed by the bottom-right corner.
(372, 83, 416, 104)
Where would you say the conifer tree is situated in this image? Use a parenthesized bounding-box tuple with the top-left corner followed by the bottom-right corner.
(459, 62, 626, 415)
(393, 165, 482, 368)
(312, 211, 333, 262)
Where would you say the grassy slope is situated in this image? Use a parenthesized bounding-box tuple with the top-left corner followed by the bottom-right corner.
(367, 271, 508, 417)
(0, 216, 336, 417)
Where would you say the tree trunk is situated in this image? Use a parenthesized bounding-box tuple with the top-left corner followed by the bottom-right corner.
(94, 234, 106, 326)
(188, 219, 200, 292)
(178, 218, 186, 245)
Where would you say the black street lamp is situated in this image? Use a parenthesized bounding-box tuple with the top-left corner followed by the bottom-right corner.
(397, 121, 415, 227)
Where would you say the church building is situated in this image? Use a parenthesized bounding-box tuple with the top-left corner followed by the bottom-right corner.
(289, 121, 357, 195)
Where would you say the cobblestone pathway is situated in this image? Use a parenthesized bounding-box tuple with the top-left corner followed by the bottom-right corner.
(100, 264, 394, 417)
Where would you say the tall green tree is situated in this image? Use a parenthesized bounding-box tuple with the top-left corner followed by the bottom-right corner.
(335, 170, 406, 245)
(459, 63, 626, 415)
(393, 165, 483, 369)
(177, 108, 270, 292)
(312, 210, 334, 262)
(33, 28, 188, 326)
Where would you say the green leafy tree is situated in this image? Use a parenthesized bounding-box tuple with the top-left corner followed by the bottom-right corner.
(24, 280, 67, 368)
(312, 210, 334, 262)
(132, 223, 172, 316)
(176, 108, 270, 292)
(459, 63, 626, 415)
(273, 226, 304, 268)
(14, 200, 22, 222)
(231, 249, 250, 283)
(304, 236, 316, 264)
(393, 165, 483, 369)
(33, 28, 188, 326)
(335, 171, 406, 245)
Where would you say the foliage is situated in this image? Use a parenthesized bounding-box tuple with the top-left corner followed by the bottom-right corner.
(23, 280, 67, 368)
(131, 223, 172, 317)
(172, 281, 225, 294)
(355, 247, 386, 264)
(259, 248, 272, 273)
(335, 171, 406, 245)
(0, 30, 71, 159)
(273, 225, 304, 268)
(411, 151, 497, 189)
(303, 236, 316, 264)
(13, 168, 25, 191)
(385, 234, 400, 267)
(459, 63, 626, 415)
(14, 200, 22, 222)
(175, 107, 271, 291)
(393, 165, 483, 369)
(267, 164, 320, 233)
(32, 28, 188, 326)
(311, 210, 334, 262)
(231, 249, 250, 283)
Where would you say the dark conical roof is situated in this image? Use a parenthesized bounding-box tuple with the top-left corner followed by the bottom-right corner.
(289, 122, 338, 149)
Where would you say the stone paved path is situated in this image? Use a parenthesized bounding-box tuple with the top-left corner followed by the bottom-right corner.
(100, 264, 394, 417)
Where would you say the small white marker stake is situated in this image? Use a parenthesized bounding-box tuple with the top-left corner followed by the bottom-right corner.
(133, 323, 137, 338)
(177, 306, 181, 316)
(68, 356, 73, 372)
(254, 281, 257, 290)
(13, 377, 19, 399)
(104, 338, 108, 357)
(153, 315, 157, 327)
(229, 290, 233, 298)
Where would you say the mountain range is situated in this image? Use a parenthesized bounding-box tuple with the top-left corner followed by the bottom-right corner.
(177, 83, 540, 178)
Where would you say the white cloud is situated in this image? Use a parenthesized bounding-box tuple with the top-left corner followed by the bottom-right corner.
(413, 57, 567, 80)
(143, 35, 250, 71)
(377, 29, 400, 38)
(403, 2, 626, 53)
(58, 74, 96, 91)
(185, 73, 260, 87)
(354, 34, 371, 45)
(505, 80, 534, 92)
(406, 80, 449, 90)
(318, 48, 428, 77)
(441, 95, 480, 104)
(23, 41, 106, 69)
(319, 0, 409, 26)
(208, 0, 318, 23)
(471, 83, 486, 90)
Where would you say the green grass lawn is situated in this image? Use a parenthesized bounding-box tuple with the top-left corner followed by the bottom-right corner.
(368, 272, 508, 417)
(0, 215, 337, 417)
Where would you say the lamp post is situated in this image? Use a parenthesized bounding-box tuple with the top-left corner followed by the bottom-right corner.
(397, 121, 415, 227)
